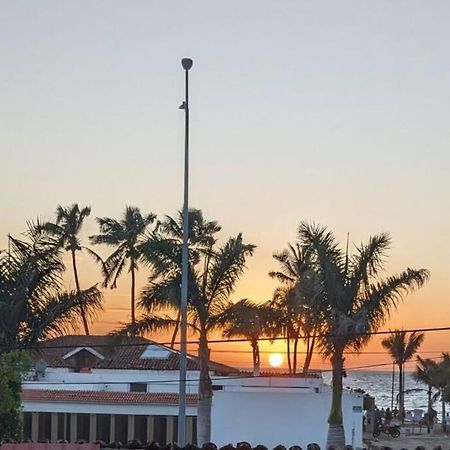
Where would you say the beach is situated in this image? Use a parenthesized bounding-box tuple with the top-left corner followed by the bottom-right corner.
(364, 428, 450, 449)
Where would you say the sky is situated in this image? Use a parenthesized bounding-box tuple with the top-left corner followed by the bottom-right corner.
(1, 1, 450, 371)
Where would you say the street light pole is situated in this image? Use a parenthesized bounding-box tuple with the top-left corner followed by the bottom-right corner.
(178, 57, 193, 446)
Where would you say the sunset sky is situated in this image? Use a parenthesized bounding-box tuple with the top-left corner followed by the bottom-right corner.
(1, 1, 450, 371)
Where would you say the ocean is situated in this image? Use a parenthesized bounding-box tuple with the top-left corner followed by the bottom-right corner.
(322, 370, 430, 411)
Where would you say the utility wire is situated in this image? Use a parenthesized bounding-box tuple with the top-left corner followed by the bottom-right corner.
(12, 324, 450, 351)
(20, 355, 447, 387)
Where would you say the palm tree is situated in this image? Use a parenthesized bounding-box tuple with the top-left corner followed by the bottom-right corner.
(382, 330, 425, 423)
(268, 285, 303, 374)
(269, 243, 322, 374)
(426, 353, 450, 431)
(217, 299, 272, 376)
(89, 206, 156, 327)
(298, 222, 429, 448)
(0, 226, 103, 354)
(40, 204, 98, 335)
(119, 210, 255, 445)
(414, 355, 438, 432)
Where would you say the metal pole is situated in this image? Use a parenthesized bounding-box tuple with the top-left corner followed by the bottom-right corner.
(391, 362, 395, 410)
(178, 57, 193, 446)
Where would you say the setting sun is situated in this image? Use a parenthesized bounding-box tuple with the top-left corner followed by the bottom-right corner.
(268, 353, 283, 368)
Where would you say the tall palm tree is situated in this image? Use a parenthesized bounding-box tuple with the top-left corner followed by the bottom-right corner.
(120, 210, 255, 445)
(298, 222, 429, 448)
(217, 299, 272, 376)
(0, 226, 103, 354)
(269, 243, 322, 374)
(268, 285, 303, 374)
(382, 330, 425, 423)
(40, 204, 97, 335)
(427, 353, 450, 431)
(90, 206, 156, 327)
(414, 355, 438, 432)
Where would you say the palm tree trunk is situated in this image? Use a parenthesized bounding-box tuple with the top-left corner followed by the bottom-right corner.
(286, 336, 292, 374)
(130, 263, 136, 327)
(442, 392, 446, 432)
(293, 336, 299, 375)
(170, 311, 181, 348)
(252, 340, 260, 377)
(326, 350, 346, 449)
(303, 334, 316, 374)
(399, 363, 404, 423)
(197, 328, 212, 445)
(391, 362, 395, 410)
(72, 249, 89, 335)
(427, 384, 432, 433)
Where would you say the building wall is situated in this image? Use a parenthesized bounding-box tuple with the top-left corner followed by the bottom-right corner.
(22, 411, 197, 445)
(211, 389, 363, 450)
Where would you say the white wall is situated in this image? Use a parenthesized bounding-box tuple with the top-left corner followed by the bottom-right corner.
(211, 389, 363, 450)
(22, 400, 197, 417)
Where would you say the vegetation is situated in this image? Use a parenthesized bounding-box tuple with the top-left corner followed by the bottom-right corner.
(217, 299, 272, 376)
(1, 205, 431, 447)
(0, 225, 103, 353)
(120, 210, 255, 444)
(40, 204, 100, 335)
(296, 223, 428, 448)
(269, 242, 321, 374)
(0, 351, 31, 440)
(90, 206, 156, 328)
(382, 329, 425, 423)
(414, 353, 450, 431)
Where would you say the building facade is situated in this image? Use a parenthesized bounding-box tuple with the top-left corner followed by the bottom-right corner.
(21, 335, 237, 444)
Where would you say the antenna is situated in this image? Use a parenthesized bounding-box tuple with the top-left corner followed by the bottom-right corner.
(344, 232, 350, 275)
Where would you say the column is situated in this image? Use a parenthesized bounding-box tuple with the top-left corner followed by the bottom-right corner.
(166, 416, 174, 445)
(110, 415, 116, 443)
(127, 415, 135, 441)
(31, 413, 39, 442)
(186, 417, 193, 444)
(51, 413, 58, 442)
(147, 416, 155, 443)
(89, 414, 97, 442)
(70, 414, 77, 443)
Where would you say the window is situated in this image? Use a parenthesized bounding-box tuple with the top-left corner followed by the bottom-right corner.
(38, 412, 51, 441)
(134, 416, 148, 442)
(77, 414, 90, 441)
(130, 382, 147, 393)
(23, 413, 32, 440)
(96, 414, 111, 443)
(115, 415, 128, 443)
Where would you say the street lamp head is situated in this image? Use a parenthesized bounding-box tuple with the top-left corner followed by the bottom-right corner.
(181, 58, 193, 71)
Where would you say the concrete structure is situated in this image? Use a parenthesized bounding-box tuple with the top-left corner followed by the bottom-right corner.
(21, 335, 237, 444)
(211, 376, 363, 450)
(21, 336, 363, 447)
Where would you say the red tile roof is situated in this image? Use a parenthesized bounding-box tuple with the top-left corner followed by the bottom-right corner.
(34, 335, 237, 374)
(21, 389, 198, 405)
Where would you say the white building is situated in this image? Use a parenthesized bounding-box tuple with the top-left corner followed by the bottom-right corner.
(211, 376, 363, 450)
(21, 335, 363, 449)
(21, 335, 238, 444)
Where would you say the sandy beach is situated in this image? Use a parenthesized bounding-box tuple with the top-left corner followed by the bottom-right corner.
(364, 428, 450, 450)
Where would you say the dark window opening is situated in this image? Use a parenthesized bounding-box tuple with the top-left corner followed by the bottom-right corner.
(153, 416, 167, 445)
(38, 412, 51, 441)
(134, 415, 147, 442)
(77, 414, 90, 441)
(115, 415, 128, 443)
(96, 414, 111, 443)
(23, 413, 32, 440)
(130, 383, 147, 393)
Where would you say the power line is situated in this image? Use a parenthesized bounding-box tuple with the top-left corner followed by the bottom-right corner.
(12, 324, 450, 351)
(19, 355, 448, 387)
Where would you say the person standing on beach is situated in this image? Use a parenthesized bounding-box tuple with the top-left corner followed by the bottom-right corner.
(385, 408, 393, 425)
